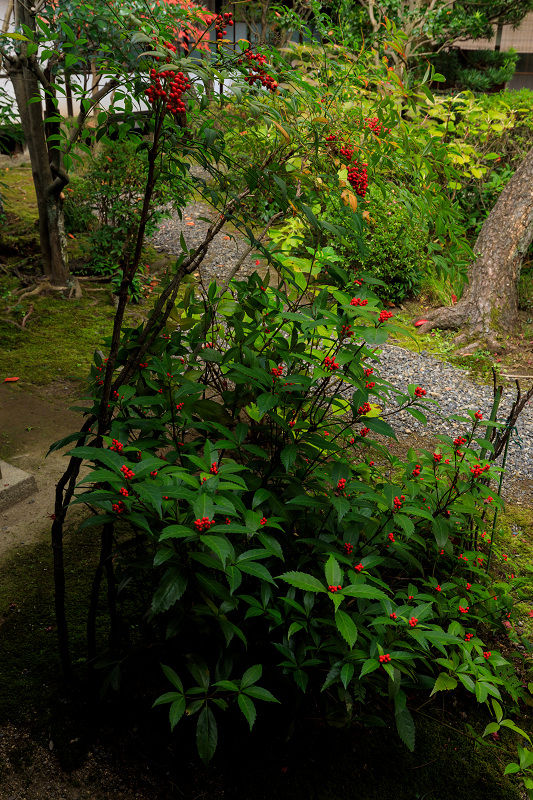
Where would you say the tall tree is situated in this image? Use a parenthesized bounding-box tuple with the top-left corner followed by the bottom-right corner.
(333, 0, 533, 77)
(416, 145, 533, 349)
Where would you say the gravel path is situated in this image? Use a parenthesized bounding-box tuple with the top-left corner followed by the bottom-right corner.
(150, 201, 533, 506)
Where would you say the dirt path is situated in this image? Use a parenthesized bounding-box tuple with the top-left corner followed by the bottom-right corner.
(0, 381, 85, 556)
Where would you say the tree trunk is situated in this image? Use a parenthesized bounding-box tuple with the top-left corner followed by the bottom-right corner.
(418, 145, 533, 345)
(5, 0, 71, 287)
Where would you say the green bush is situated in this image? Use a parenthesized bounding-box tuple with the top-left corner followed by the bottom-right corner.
(327, 194, 429, 304)
(61, 256, 528, 765)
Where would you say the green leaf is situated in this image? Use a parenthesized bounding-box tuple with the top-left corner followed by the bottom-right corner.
(193, 493, 214, 521)
(430, 673, 458, 696)
(237, 693, 257, 730)
(280, 571, 326, 593)
(151, 568, 188, 614)
(395, 707, 415, 752)
(342, 584, 388, 600)
(241, 664, 262, 688)
(503, 763, 521, 775)
(242, 685, 279, 702)
(340, 662, 354, 689)
(196, 706, 218, 764)
(169, 697, 186, 730)
(239, 561, 277, 584)
(161, 664, 184, 692)
(360, 658, 379, 678)
(280, 444, 297, 472)
(335, 609, 358, 648)
(331, 495, 350, 522)
(325, 555, 342, 587)
(201, 535, 234, 568)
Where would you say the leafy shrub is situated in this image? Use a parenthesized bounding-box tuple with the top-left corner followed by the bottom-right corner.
(73, 140, 181, 276)
(65, 257, 527, 764)
(324, 194, 429, 304)
(63, 175, 96, 234)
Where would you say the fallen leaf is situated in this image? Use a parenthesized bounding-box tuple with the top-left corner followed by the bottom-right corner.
(68, 233, 75, 239)
(414, 319, 428, 327)
(223, 235, 230, 240)
(4, 376, 20, 382)
(186, 222, 195, 226)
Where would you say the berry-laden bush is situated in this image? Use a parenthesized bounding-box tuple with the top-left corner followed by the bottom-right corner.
(65, 257, 528, 764)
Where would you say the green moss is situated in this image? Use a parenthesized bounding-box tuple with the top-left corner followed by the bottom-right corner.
(0, 293, 117, 386)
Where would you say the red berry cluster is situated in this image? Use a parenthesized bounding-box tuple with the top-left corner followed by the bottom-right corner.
(470, 464, 490, 478)
(393, 495, 404, 510)
(454, 436, 467, 447)
(337, 479, 347, 491)
(360, 427, 370, 437)
(112, 501, 126, 514)
(119, 487, 129, 497)
(433, 453, 442, 462)
(271, 364, 283, 380)
(378, 310, 393, 323)
(474, 410, 483, 420)
(328, 585, 342, 593)
(324, 356, 340, 371)
(379, 653, 391, 663)
(260, 517, 267, 526)
(238, 50, 278, 91)
(390, 612, 397, 620)
(364, 368, 373, 377)
(465, 633, 474, 641)
(343, 542, 353, 554)
(121, 465, 135, 480)
(354, 563, 364, 572)
(339, 144, 354, 161)
(210, 462, 219, 475)
(365, 381, 375, 389)
(414, 386, 426, 397)
(436, 585, 442, 592)
(194, 517, 215, 533)
(340, 324, 354, 338)
(358, 402, 371, 415)
(388, 532, 395, 542)
(409, 617, 418, 627)
(458, 605, 469, 614)
(110, 438, 123, 453)
(289, 420, 296, 428)
(325, 134, 337, 142)
(364, 116, 391, 136)
(145, 69, 191, 115)
(347, 162, 368, 197)
(150, 470, 158, 477)
(412, 464, 421, 478)
(175, 402, 184, 411)
(483, 651, 491, 659)
(214, 11, 233, 40)
(350, 297, 368, 307)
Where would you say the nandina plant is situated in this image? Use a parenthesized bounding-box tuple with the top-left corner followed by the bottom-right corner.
(61, 258, 527, 763)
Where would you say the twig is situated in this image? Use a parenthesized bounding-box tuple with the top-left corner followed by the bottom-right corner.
(1, 317, 24, 330)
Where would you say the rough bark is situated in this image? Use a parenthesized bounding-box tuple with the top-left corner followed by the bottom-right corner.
(418, 145, 533, 344)
(5, 0, 70, 286)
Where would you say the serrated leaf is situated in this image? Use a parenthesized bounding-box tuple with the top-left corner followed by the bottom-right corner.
(196, 706, 217, 764)
(395, 707, 415, 752)
(169, 697, 186, 730)
(241, 664, 262, 688)
(325, 555, 342, 587)
(237, 693, 257, 730)
(280, 571, 326, 593)
(430, 673, 458, 696)
(280, 444, 297, 472)
(340, 662, 354, 688)
(335, 609, 358, 648)
(201, 535, 234, 568)
(151, 568, 188, 614)
(342, 584, 388, 600)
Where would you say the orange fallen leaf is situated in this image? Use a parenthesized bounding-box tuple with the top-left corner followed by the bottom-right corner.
(186, 222, 195, 226)
(414, 319, 428, 327)
(4, 376, 20, 382)
(223, 236, 230, 240)
(68, 233, 75, 239)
